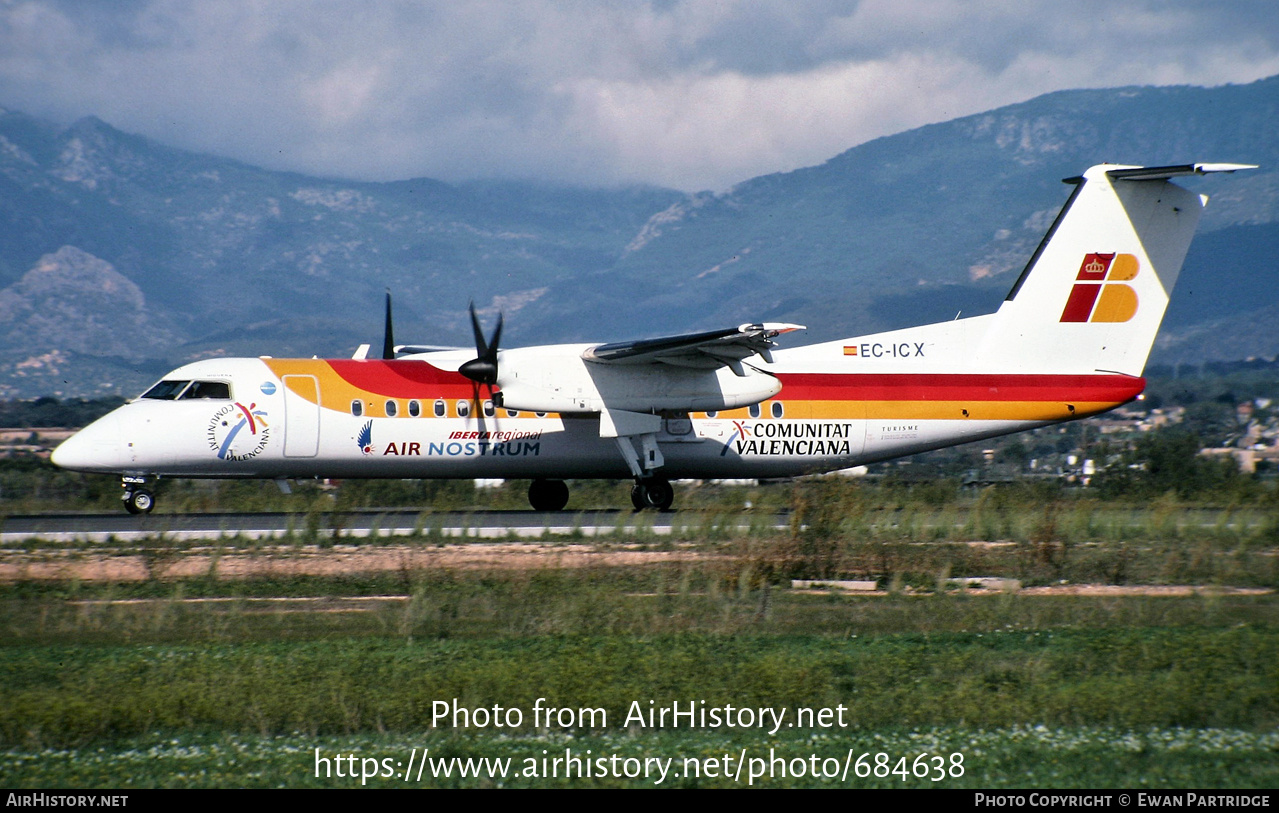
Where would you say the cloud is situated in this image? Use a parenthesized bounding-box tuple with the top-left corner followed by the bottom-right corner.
(1, 0, 1276, 190)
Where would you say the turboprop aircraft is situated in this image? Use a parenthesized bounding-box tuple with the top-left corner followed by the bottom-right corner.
(51, 162, 1255, 513)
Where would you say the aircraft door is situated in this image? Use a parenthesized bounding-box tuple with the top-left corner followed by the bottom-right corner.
(282, 375, 321, 458)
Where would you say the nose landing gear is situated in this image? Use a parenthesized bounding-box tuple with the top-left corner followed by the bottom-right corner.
(122, 476, 155, 514)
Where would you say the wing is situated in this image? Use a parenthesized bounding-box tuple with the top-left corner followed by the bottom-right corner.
(395, 344, 469, 355)
(581, 322, 804, 374)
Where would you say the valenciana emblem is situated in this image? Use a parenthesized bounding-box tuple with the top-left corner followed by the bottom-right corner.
(207, 402, 270, 461)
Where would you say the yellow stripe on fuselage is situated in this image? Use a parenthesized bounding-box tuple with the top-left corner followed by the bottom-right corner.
(263, 359, 1128, 425)
(701, 400, 1122, 422)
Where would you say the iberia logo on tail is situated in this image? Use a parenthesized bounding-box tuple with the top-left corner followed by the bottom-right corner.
(1060, 253, 1140, 323)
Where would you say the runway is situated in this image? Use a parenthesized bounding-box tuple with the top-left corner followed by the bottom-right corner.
(0, 508, 790, 543)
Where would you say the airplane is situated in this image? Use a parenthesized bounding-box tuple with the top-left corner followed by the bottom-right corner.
(51, 162, 1255, 514)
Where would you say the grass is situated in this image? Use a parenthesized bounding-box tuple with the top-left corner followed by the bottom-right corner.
(2, 593, 1276, 747)
(6, 726, 1279, 788)
(1, 479, 1277, 787)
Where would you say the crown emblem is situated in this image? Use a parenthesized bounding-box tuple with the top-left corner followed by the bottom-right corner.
(1061, 253, 1139, 323)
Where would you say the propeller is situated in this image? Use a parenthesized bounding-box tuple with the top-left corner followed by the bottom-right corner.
(459, 301, 503, 387)
(382, 290, 396, 360)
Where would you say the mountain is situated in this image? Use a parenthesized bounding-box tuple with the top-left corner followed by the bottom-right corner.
(0, 109, 683, 396)
(1, 75, 1278, 397)
(514, 79, 1279, 347)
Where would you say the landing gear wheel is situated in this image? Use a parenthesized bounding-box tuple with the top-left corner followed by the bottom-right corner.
(632, 477, 674, 511)
(124, 488, 155, 515)
(527, 478, 569, 511)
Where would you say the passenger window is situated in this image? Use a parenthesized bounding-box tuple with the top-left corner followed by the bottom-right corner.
(385, 400, 398, 417)
(483, 400, 495, 417)
(505, 409, 519, 418)
(180, 381, 231, 400)
(351, 400, 363, 417)
(408, 400, 421, 418)
(748, 404, 761, 419)
(434, 400, 446, 417)
(457, 400, 471, 418)
(771, 402, 784, 418)
(141, 380, 191, 400)
(535, 412, 547, 418)
(705, 411, 718, 419)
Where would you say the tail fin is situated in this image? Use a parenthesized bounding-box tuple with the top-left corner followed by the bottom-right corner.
(977, 163, 1255, 376)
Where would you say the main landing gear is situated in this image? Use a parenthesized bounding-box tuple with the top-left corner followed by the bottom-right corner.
(525, 476, 674, 511)
(527, 478, 570, 511)
(607, 419, 674, 511)
(630, 476, 674, 511)
(121, 476, 155, 514)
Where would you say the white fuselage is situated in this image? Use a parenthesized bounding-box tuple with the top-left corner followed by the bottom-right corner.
(50, 344, 1140, 483)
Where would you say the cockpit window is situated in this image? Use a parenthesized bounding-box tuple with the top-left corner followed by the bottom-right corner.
(141, 380, 191, 400)
(179, 381, 232, 400)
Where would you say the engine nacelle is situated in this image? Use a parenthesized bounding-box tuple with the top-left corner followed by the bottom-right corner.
(493, 347, 781, 414)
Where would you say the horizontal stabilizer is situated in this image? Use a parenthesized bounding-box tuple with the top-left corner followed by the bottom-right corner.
(1101, 163, 1258, 182)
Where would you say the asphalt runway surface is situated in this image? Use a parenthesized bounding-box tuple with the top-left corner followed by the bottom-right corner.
(1, 509, 790, 543)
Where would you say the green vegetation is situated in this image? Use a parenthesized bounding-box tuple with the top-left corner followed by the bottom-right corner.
(1, 516, 1277, 787)
(4, 608, 1277, 743)
(6, 726, 1275, 789)
(1, 450, 1276, 512)
(1092, 429, 1247, 500)
(1, 579, 1276, 787)
(4, 564, 1277, 643)
(1144, 359, 1279, 414)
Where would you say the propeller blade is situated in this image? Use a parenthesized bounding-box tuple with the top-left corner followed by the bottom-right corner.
(460, 301, 503, 385)
(382, 290, 396, 360)
(468, 301, 489, 358)
(488, 312, 503, 361)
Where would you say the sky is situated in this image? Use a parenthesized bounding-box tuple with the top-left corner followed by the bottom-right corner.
(1, 1, 1278, 192)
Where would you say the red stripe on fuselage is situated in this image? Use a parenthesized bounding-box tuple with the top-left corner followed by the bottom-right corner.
(320, 363, 1144, 406)
(327, 359, 477, 399)
(775, 373, 1145, 403)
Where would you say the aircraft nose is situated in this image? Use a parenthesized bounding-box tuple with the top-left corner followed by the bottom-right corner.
(51, 413, 125, 472)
